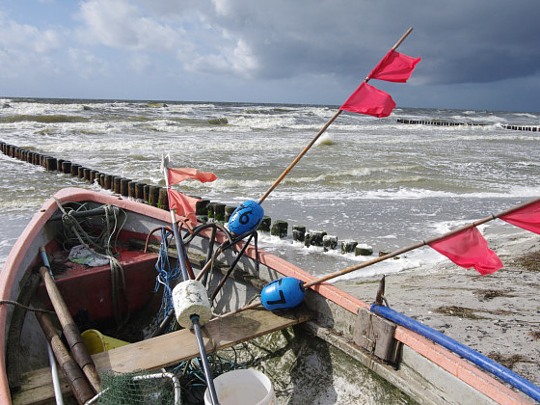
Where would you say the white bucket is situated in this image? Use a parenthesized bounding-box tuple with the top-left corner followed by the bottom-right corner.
(204, 369, 276, 405)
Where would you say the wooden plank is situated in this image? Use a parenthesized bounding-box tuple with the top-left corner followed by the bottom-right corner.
(93, 307, 311, 373)
(13, 369, 70, 405)
(13, 307, 310, 404)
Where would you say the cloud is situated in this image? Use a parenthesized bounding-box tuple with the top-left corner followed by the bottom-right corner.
(77, 0, 184, 51)
(68, 48, 108, 79)
(0, 15, 63, 79)
(0, 17, 61, 54)
(2, 0, 540, 110)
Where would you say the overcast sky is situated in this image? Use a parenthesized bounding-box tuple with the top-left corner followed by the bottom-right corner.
(1, 1, 540, 112)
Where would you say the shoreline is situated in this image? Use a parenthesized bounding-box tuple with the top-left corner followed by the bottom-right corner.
(334, 228, 540, 387)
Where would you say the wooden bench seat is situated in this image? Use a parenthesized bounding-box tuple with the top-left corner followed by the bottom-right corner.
(13, 307, 311, 404)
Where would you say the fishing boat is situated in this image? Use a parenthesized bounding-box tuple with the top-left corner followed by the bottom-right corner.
(1, 187, 538, 405)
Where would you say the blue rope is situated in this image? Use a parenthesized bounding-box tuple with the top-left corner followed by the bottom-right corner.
(154, 227, 181, 323)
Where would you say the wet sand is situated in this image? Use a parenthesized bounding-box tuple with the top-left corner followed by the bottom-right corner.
(334, 229, 540, 387)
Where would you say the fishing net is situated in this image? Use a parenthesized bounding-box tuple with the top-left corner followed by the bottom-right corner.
(89, 370, 181, 405)
(154, 227, 182, 329)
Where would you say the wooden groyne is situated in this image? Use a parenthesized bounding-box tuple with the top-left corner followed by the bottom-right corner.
(500, 124, 540, 132)
(397, 118, 487, 127)
(397, 118, 540, 131)
(0, 141, 382, 258)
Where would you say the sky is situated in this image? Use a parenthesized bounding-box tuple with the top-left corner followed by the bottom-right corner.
(1, 1, 540, 112)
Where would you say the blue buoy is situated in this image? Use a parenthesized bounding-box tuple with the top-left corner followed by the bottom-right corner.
(261, 277, 305, 311)
(227, 200, 264, 235)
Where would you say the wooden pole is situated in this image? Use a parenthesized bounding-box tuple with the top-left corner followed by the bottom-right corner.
(258, 27, 414, 205)
(38, 263, 101, 393)
(258, 110, 342, 204)
(304, 196, 540, 288)
(35, 312, 95, 404)
(161, 155, 219, 404)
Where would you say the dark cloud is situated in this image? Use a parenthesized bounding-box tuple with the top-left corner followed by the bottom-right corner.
(196, 1, 540, 88)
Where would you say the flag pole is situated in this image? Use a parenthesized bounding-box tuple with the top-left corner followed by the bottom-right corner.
(258, 27, 414, 205)
(303, 196, 540, 288)
(258, 110, 342, 204)
(161, 155, 220, 404)
(162, 155, 190, 281)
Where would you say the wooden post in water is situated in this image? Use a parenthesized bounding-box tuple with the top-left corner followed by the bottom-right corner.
(45, 157, 57, 171)
(70, 164, 80, 177)
(158, 187, 168, 209)
(120, 178, 130, 196)
(135, 182, 145, 200)
(62, 161, 72, 174)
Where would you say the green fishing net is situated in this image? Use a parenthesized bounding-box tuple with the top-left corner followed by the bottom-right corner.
(94, 370, 180, 405)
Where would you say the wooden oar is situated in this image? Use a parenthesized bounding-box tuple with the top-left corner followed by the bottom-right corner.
(257, 27, 414, 205)
(35, 311, 95, 404)
(39, 248, 101, 393)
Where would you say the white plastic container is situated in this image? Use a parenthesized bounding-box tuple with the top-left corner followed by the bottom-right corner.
(204, 368, 276, 405)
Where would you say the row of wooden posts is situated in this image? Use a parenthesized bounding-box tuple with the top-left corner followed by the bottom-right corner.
(397, 118, 540, 131)
(0, 141, 381, 257)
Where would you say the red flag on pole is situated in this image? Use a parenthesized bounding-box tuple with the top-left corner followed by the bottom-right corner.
(369, 50, 421, 83)
(168, 167, 217, 186)
(167, 189, 199, 225)
(428, 227, 503, 275)
(340, 82, 396, 118)
(500, 200, 540, 234)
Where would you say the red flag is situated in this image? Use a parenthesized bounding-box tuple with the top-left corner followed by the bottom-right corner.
(500, 200, 540, 234)
(168, 167, 217, 186)
(167, 189, 199, 224)
(428, 227, 503, 275)
(340, 82, 396, 118)
(369, 50, 421, 83)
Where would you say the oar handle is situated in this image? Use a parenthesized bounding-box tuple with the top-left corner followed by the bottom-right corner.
(39, 247, 101, 393)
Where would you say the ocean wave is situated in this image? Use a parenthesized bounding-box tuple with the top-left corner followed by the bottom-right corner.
(269, 186, 539, 202)
(0, 114, 90, 124)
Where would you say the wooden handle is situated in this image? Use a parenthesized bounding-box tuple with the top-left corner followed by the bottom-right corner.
(36, 311, 95, 404)
(39, 266, 101, 392)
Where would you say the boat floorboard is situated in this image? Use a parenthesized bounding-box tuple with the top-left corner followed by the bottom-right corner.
(13, 306, 311, 405)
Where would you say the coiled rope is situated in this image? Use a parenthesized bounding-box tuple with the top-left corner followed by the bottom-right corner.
(53, 199, 129, 327)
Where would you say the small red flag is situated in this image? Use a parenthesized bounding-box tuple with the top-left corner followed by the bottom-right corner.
(428, 227, 503, 275)
(340, 82, 396, 118)
(167, 189, 199, 224)
(500, 200, 540, 234)
(369, 50, 421, 83)
(168, 167, 217, 186)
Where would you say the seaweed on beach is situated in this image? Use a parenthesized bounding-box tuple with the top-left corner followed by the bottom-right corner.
(434, 304, 516, 319)
(473, 289, 516, 301)
(513, 249, 540, 272)
(434, 305, 484, 319)
(530, 331, 540, 340)
(487, 353, 530, 369)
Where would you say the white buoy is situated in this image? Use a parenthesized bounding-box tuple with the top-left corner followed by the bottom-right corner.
(172, 280, 212, 329)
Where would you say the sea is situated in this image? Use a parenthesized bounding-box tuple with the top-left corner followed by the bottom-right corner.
(1, 97, 539, 281)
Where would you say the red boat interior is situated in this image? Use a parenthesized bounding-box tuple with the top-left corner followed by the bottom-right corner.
(37, 227, 170, 337)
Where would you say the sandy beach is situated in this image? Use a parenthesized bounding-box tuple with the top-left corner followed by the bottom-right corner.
(334, 228, 540, 387)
